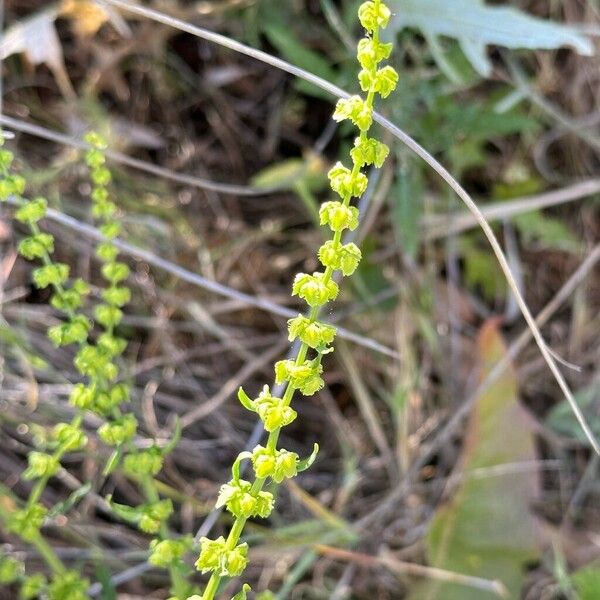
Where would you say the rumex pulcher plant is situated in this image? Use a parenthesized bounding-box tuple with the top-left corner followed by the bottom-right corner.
(0, 0, 397, 598)
(193, 1, 397, 597)
(0, 134, 190, 599)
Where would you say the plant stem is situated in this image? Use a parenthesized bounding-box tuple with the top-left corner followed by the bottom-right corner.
(201, 3, 391, 597)
(26, 414, 83, 509)
(142, 476, 189, 600)
(30, 533, 67, 575)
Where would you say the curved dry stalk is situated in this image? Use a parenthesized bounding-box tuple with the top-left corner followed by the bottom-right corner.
(358, 244, 600, 529)
(423, 178, 600, 239)
(0, 114, 277, 197)
(99, 0, 600, 454)
(3, 197, 399, 360)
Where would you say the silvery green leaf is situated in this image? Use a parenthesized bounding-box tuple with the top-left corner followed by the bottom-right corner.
(387, 0, 594, 77)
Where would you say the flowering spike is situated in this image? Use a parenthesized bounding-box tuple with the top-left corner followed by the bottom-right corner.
(196, 2, 398, 595)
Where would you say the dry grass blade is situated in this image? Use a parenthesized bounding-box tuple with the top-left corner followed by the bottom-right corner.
(0, 114, 277, 196)
(358, 244, 600, 529)
(99, 0, 600, 455)
(179, 341, 286, 428)
(3, 197, 399, 359)
(315, 545, 509, 598)
(423, 178, 600, 240)
(337, 340, 397, 482)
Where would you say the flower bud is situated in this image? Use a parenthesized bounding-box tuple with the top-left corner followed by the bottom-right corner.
(195, 536, 226, 574)
(327, 162, 368, 199)
(239, 385, 298, 431)
(0, 148, 14, 171)
(101, 261, 130, 284)
(333, 96, 372, 131)
(0, 554, 23, 584)
(94, 304, 124, 328)
(360, 65, 398, 98)
(69, 383, 95, 410)
(47, 315, 91, 347)
(32, 263, 69, 289)
(47, 570, 89, 600)
(102, 285, 131, 307)
(318, 241, 362, 276)
(319, 201, 359, 232)
(351, 137, 389, 168)
(272, 449, 299, 484)
(84, 131, 108, 149)
(19, 573, 47, 599)
(100, 221, 121, 239)
(224, 545, 249, 577)
(96, 242, 119, 263)
(0, 174, 26, 200)
(195, 537, 249, 577)
(23, 452, 60, 480)
(97, 333, 128, 358)
(139, 499, 173, 533)
(274, 359, 324, 396)
(252, 447, 277, 479)
(292, 272, 339, 307)
(358, 1, 391, 32)
(149, 537, 192, 568)
(216, 478, 274, 519)
(53, 422, 87, 451)
(98, 414, 137, 446)
(357, 37, 392, 70)
(123, 447, 163, 476)
(287, 315, 336, 349)
(14, 197, 47, 224)
(18, 233, 54, 260)
(7, 504, 47, 541)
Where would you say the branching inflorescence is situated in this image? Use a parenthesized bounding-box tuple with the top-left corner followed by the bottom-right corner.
(194, 2, 397, 598)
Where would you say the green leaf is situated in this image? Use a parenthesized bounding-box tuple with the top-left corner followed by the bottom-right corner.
(513, 211, 580, 253)
(461, 235, 507, 301)
(418, 96, 539, 172)
(262, 23, 338, 99)
(93, 564, 116, 600)
(572, 565, 600, 600)
(546, 382, 600, 444)
(387, 0, 594, 77)
(354, 237, 397, 312)
(389, 160, 422, 259)
(48, 483, 92, 517)
(251, 158, 305, 191)
(231, 584, 251, 600)
(409, 320, 539, 599)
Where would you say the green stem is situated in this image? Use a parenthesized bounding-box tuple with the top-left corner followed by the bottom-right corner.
(201, 6, 390, 597)
(142, 476, 189, 600)
(0, 487, 66, 576)
(30, 533, 67, 575)
(26, 414, 83, 509)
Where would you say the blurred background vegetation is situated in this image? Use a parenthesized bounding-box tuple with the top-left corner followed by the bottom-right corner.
(0, 0, 599, 598)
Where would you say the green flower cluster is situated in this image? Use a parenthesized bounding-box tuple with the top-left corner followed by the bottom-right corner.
(110, 496, 174, 535)
(47, 571, 90, 600)
(196, 537, 248, 578)
(0, 563, 87, 600)
(196, 2, 396, 598)
(64, 132, 132, 421)
(83, 134, 191, 598)
(1, 132, 186, 598)
(0, 135, 93, 566)
(0, 551, 48, 600)
(0, 552, 24, 584)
